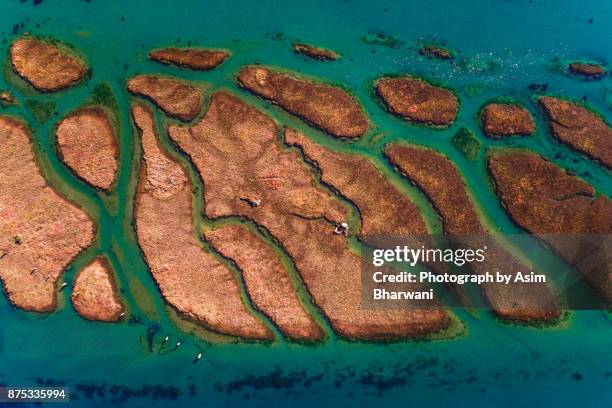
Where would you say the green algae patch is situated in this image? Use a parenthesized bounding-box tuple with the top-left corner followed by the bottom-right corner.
(361, 31, 402, 48)
(25, 98, 56, 124)
(92, 83, 119, 112)
(452, 127, 480, 161)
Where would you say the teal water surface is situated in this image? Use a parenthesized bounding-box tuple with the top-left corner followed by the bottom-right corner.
(0, 1, 611, 407)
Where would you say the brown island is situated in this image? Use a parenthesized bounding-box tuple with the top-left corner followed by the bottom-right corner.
(480, 103, 535, 138)
(150, 47, 230, 70)
(0, 116, 94, 312)
(168, 91, 450, 340)
(237, 65, 369, 138)
(10, 37, 87, 92)
(538, 96, 612, 169)
(384, 144, 560, 321)
(293, 43, 339, 61)
(71, 257, 124, 322)
(126, 75, 203, 121)
(132, 103, 272, 340)
(376, 76, 458, 127)
(204, 224, 324, 342)
(488, 150, 612, 302)
(568, 62, 606, 78)
(56, 106, 119, 190)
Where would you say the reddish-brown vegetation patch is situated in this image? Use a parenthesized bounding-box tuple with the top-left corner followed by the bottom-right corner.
(71, 257, 123, 322)
(205, 224, 324, 341)
(376, 76, 458, 127)
(488, 150, 612, 301)
(149, 47, 229, 70)
(10, 37, 87, 92)
(292, 43, 339, 61)
(568, 62, 606, 78)
(168, 91, 450, 340)
(480, 103, 535, 137)
(539, 96, 612, 168)
(56, 106, 118, 190)
(237, 65, 368, 138)
(0, 116, 94, 312)
(132, 103, 272, 340)
(127, 75, 202, 121)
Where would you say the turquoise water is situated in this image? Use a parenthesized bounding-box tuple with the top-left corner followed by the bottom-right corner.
(0, 0, 611, 406)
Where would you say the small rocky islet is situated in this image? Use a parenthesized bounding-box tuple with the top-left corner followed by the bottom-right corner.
(1, 34, 610, 341)
(568, 61, 606, 78)
(292, 42, 340, 61)
(419, 44, 454, 60)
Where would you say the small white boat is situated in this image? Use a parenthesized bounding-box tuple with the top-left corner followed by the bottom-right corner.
(119, 312, 125, 318)
(163, 336, 169, 343)
(196, 352, 202, 361)
(175, 341, 181, 348)
(59, 282, 69, 291)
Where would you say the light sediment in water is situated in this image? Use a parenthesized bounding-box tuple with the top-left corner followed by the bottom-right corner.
(205, 224, 324, 342)
(10, 37, 87, 92)
(132, 103, 272, 340)
(168, 91, 450, 340)
(237, 65, 369, 138)
(56, 106, 118, 190)
(0, 116, 95, 312)
(71, 257, 123, 322)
